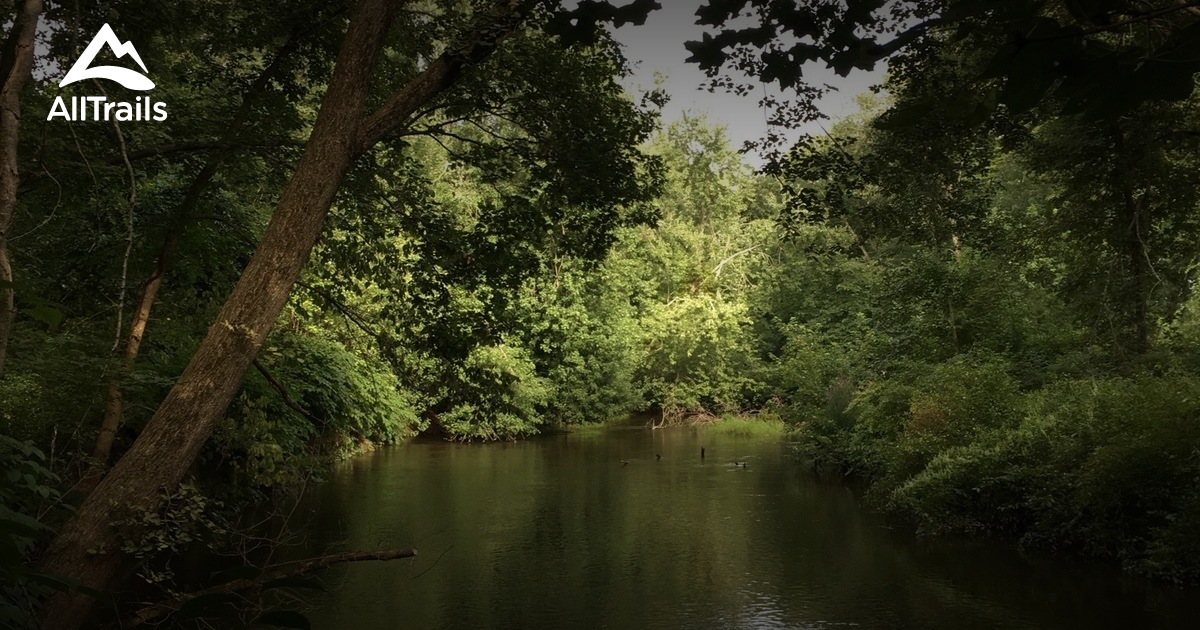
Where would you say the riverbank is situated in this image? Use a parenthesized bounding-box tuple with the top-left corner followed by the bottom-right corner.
(789, 360, 1200, 585)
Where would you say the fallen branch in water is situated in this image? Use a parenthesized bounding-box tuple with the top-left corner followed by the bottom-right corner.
(128, 548, 417, 626)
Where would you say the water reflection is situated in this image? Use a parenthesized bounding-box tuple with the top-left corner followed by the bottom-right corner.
(293, 425, 1200, 629)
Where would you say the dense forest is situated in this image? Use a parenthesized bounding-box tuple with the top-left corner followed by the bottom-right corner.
(3, 0, 1200, 628)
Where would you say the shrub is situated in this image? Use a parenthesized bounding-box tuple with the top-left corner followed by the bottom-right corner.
(523, 272, 642, 426)
(438, 343, 550, 441)
(638, 295, 763, 419)
(767, 323, 850, 422)
(1, 436, 64, 629)
(798, 352, 1021, 483)
(0, 375, 45, 442)
(881, 373, 1200, 581)
(879, 353, 1022, 488)
(210, 331, 420, 488)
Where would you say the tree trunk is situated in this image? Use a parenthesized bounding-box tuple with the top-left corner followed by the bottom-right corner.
(948, 232, 962, 354)
(38, 1, 527, 626)
(92, 239, 175, 465)
(0, 0, 43, 379)
(37, 1, 398, 625)
(90, 32, 304, 469)
(1123, 189, 1152, 354)
(1113, 125, 1152, 355)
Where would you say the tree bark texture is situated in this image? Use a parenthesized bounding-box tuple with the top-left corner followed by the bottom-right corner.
(91, 31, 304, 468)
(37, 1, 399, 625)
(39, 1, 529, 627)
(0, 0, 43, 379)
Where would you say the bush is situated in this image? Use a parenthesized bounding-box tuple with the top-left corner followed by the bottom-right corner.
(879, 353, 1022, 489)
(438, 343, 550, 441)
(639, 295, 763, 419)
(881, 373, 1200, 581)
(0, 326, 113, 446)
(797, 352, 1021, 480)
(210, 331, 420, 488)
(1, 436, 64, 629)
(523, 271, 642, 426)
(767, 323, 850, 422)
(0, 375, 46, 442)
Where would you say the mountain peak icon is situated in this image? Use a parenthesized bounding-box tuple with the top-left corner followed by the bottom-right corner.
(61, 23, 154, 91)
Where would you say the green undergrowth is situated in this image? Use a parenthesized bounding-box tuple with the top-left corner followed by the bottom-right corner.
(792, 355, 1200, 583)
(696, 412, 792, 438)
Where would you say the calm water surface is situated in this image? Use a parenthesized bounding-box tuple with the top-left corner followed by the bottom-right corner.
(294, 424, 1200, 629)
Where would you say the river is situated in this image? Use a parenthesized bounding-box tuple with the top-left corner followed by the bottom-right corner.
(292, 423, 1200, 629)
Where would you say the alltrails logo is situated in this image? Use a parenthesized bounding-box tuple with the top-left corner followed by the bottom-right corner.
(47, 23, 168, 122)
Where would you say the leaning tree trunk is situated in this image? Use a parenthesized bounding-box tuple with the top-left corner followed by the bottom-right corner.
(38, 0, 528, 626)
(90, 32, 303, 470)
(0, 0, 43, 379)
(36, 1, 398, 625)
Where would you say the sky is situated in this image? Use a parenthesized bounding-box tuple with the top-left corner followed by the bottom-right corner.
(608, 1, 885, 160)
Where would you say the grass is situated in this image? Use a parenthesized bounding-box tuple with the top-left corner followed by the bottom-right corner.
(698, 412, 792, 437)
(559, 415, 638, 435)
(556, 412, 794, 438)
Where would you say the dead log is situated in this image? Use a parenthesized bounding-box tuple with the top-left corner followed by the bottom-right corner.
(128, 548, 417, 626)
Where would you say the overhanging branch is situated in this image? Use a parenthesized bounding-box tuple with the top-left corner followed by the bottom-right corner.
(127, 548, 418, 626)
(354, 0, 528, 154)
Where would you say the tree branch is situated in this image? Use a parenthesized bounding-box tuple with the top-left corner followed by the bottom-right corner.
(1038, 0, 1200, 39)
(296, 279, 383, 339)
(354, 0, 528, 154)
(127, 548, 418, 626)
(252, 358, 322, 424)
(18, 139, 303, 192)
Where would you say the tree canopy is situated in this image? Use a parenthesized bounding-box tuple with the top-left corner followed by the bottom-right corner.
(2, 0, 1200, 627)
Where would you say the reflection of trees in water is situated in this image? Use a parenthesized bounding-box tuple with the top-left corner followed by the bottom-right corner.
(296, 432, 1200, 629)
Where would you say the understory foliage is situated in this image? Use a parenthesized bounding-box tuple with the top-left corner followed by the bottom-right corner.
(0, 437, 64, 628)
(673, 4, 1200, 583)
(763, 46, 1200, 578)
(437, 343, 550, 441)
(3, 4, 1200, 614)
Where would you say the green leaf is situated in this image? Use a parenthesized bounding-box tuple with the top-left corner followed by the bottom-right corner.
(24, 304, 64, 331)
(873, 99, 935, 130)
(0, 514, 52, 539)
(26, 572, 81, 593)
